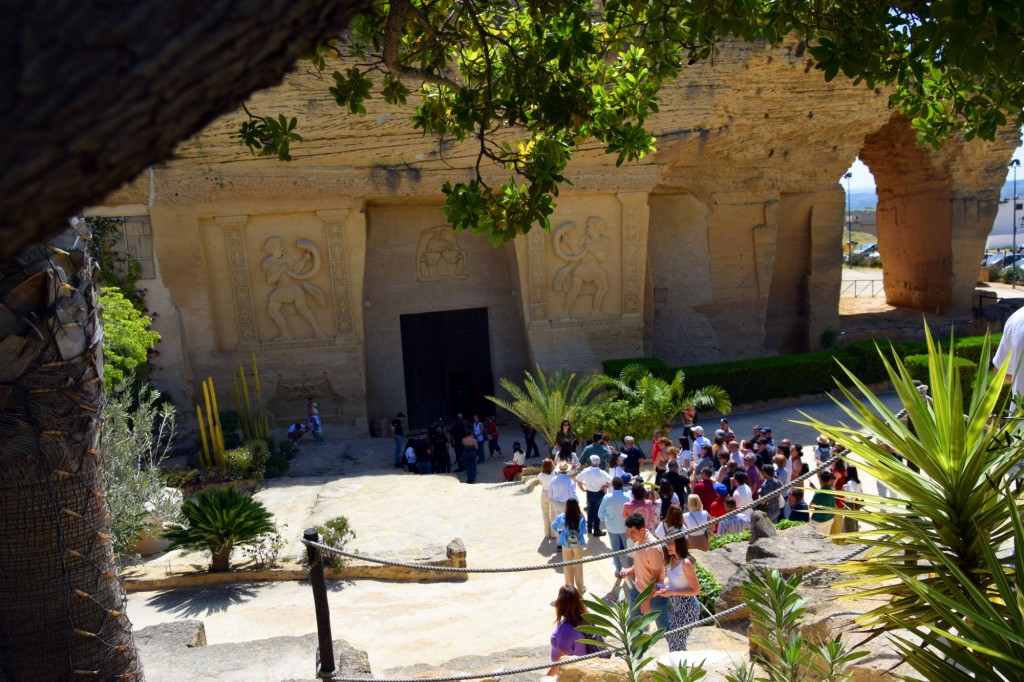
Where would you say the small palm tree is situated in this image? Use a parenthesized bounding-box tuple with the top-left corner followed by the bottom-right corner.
(487, 366, 605, 450)
(161, 486, 276, 571)
(598, 364, 731, 438)
(800, 326, 1024, 644)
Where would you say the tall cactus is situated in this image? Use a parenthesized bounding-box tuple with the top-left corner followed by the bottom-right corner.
(196, 377, 226, 471)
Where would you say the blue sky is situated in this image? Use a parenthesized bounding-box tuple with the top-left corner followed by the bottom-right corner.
(843, 137, 1024, 191)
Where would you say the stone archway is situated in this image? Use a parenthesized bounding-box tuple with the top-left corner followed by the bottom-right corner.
(860, 114, 1011, 315)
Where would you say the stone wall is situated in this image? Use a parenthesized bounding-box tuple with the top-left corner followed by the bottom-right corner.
(90, 37, 1018, 432)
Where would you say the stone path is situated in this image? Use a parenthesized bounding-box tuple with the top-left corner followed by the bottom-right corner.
(127, 389, 905, 681)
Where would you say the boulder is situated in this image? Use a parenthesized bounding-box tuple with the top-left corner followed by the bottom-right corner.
(134, 620, 207, 650)
(747, 511, 777, 545)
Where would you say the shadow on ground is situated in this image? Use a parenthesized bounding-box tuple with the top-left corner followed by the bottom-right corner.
(145, 584, 258, 618)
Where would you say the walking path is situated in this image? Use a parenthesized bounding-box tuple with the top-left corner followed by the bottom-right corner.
(127, 389, 904, 681)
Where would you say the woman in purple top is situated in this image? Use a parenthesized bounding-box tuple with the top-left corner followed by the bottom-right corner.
(548, 586, 594, 676)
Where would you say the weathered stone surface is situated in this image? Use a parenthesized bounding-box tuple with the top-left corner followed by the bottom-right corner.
(384, 646, 552, 682)
(137, 630, 371, 682)
(747, 511, 777, 545)
(716, 526, 857, 621)
(134, 620, 207, 650)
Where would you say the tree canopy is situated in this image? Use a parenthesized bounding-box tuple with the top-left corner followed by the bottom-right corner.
(239, 0, 1024, 243)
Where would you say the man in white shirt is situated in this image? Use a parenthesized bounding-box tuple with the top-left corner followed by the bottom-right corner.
(995, 306, 1024, 408)
(691, 426, 711, 455)
(577, 455, 613, 536)
(731, 470, 754, 509)
(548, 460, 578, 512)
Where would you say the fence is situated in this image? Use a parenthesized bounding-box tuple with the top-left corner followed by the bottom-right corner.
(839, 279, 885, 298)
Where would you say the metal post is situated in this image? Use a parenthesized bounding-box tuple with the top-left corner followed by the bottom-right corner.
(844, 171, 853, 267)
(305, 528, 336, 678)
(1013, 159, 1020, 289)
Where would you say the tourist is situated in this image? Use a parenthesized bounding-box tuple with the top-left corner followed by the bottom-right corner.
(758, 426, 776, 457)
(548, 586, 603, 676)
(842, 465, 864, 533)
(788, 488, 810, 522)
(610, 452, 629, 479)
(814, 434, 832, 464)
(472, 415, 486, 464)
(617, 513, 670, 632)
(708, 483, 728, 531)
(694, 443, 715, 474)
(622, 481, 656, 530)
(403, 439, 419, 475)
(411, 430, 432, 474)
(718, 417, 735, 440)
(621, 436, 645, 476)
(286, 421, 307, 449)
(557, 420, 579, 455)
(716, 497, 751, 535)
(691, 426, 710, 455)
(809, 470, 838, 535)
(551, 499, 588, 594)
(538, 459, 559, 540)
(598, 477, 632, 574)
(656, 481, 680, 521)
(549, 460, 579, 523)
(450, 414, 468, 472)
(653, 503, 684, 541)
(521, 421, 540, 459)
(653, 439, 675, 483)
(743, 452, 761, 493)
(307, 396, 324, 443)
(790, 453, 806, 485)
(731, 471, 753, 508)
(556, 439, 581, 473)
(676, 436, 693, 471)
(663, 460, 690, 503)
(430, 421, 451, 474)
(390, 412, 406, 468)
(502, 441, 527, 481)
(460, 428, 479, 484)
(581, 432, 612, 470)
(576, 454, 612, 536)
(757, 465, 784, 523)
(726, 440, 744, 468)
(485, 415, 503, 458)
(773, 453, 790, 487)
(682, 494, 711, 552)
(650, 429, 665, 469)
(692, 468, 718, 513)
(657, 536, 701, 651)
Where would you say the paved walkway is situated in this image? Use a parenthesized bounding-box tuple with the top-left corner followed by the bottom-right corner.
(127, 388, 904, 681)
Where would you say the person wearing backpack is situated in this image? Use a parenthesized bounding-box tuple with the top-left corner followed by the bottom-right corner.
(552, 498, 588, 594)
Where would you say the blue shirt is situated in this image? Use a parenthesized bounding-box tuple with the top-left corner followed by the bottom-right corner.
(598, 490, 630, 534)
(549, 473, 578, 504)
(551, 513, 588, 547)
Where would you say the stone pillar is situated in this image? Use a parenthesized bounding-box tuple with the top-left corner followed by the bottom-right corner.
(214, 214, 259, 348)
(316, 208, 355, 337)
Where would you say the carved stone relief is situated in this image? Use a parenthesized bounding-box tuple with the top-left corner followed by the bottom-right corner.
(260, 236, 328, 342)
(316, 209, 355, 335)
(215, 214, 259, 348)
(416, 225, 467, 281)
(551, 217, 612, 318)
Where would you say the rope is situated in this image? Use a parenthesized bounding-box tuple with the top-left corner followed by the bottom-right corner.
(304, 454, 844, 574)
(324, 540, 872, 682)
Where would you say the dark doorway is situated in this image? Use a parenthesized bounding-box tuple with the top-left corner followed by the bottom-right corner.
(400, 307, 494, 429)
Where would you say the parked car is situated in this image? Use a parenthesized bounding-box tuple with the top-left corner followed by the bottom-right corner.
(983, 253, 1023, 268)
(854, 242, 877, 256)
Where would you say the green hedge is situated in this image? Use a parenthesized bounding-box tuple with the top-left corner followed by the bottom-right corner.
(904, 354, 978, 389)
(603, 332, 1002, 406)
(678, 350, 863, 405)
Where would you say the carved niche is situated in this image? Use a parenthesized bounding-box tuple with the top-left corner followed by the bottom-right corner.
(551, 216, 612, 318)
(416, 225, 467, 281)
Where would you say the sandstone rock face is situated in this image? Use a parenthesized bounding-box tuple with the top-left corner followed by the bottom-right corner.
(747, 511, 777, 546)
(89, 36, 1018, 432)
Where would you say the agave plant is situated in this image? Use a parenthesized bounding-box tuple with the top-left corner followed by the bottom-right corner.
(799, 326, 1024, 652)
(487, 366, 605, 449)
(161, 486, 276, 571)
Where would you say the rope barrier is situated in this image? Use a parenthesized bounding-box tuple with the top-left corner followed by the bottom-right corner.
(303, 454, 845, 574)
(323, 539, 873, 682)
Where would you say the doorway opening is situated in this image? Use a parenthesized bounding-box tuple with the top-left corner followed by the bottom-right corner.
(399, 307, 494, 430)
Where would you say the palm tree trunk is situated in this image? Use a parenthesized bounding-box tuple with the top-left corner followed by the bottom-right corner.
(211, 547, 232, 573)
(0, 220, 142, 679)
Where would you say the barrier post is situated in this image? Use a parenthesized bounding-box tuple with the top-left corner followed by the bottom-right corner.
(305, 528, 336, 678)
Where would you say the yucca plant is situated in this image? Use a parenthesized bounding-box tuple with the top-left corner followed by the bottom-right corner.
(799, 326, 1024, 647)
(161, 486, 276, 571)
(886, 479, 1024, 680)
(487, 366, 605, 449)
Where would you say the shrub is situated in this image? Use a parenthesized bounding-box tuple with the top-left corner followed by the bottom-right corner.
(709, 531, 750, 550)
(774, 519, 806, 531)
(693, 559, 721, 615)
(904, 353, 977, 390)
(241, 524, 288, 569)
(218, 410, 241, 435)
(224, 439, 271, 481)
(312, 515, 356, 569)
(100, 287, 160, 393)
(265, 452, 290, 478)
(101, 379, 179, 560)
(278, 440, 295, 458)
(161, 486, 276, 571)
(161, 468, 199, 489)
